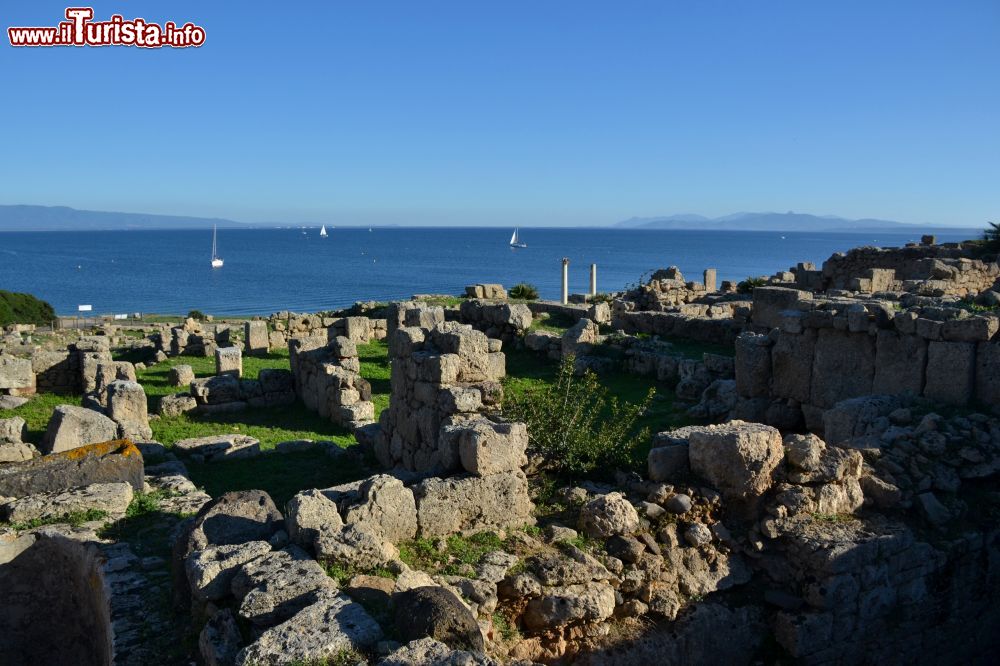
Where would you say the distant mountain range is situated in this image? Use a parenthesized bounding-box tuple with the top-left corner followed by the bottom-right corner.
(617, 212, 977, 233)
(0, 204, 981, 233)
(0, 205, 251, 231)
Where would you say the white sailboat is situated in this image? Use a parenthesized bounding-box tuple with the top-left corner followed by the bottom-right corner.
(319, 225, 328, 237)
(509, 228, 527, 248)
(211, 225, 224, 268)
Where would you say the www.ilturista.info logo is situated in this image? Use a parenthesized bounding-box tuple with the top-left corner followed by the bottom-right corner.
(8, 7, 206, 48)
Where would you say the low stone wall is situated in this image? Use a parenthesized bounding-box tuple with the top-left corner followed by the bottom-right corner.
(735, 289, 1000, 431)
(289, 335, 374, 429)
(612, 309, 745, 347)
(457, 299, 532, 342)
(527, 300, 611, 325)
(816, 243, 1000, 297)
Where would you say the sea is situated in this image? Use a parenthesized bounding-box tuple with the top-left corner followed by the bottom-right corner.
(0, 227, 976, 317)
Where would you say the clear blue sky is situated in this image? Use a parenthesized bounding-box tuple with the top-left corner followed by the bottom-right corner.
(1, 1, 997, 227)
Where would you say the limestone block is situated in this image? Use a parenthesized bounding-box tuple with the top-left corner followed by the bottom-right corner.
(752, 287, 812, 329)
(771, 330, 815, 403)
(414, 471, 533, 537)
(169, 364, 196, 386)
(0, 355, 35, 394)
(457, 419, 528, 477)
(735, 332, 772, 398)
(245, 320, 270, 356)
(174, 434, 261, 461)
(106, 380, 152, 441)
(39, 405, 120, 455)
(924, 341, 975, 406)
(3, 481, 133, 524)
(0, 440, 144, 497)
(215, 347, 243, 378)
(687, 421, 783, 499)
(975, 342, 1000, 406)
(809, 330, 875, 409)
(872, 331, 926, 396)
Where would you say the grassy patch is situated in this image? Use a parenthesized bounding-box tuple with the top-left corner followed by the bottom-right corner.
(810, 512, 857, 524)
(414, 295, 466, 308)
(398, 531, 504, 576)
(7, 508, 108, 531)
(325, 562, 396, 586)
(358, 341, 390, 417)
(529, 311, 578, 334)
(186, 449, 368, 508)
(0, 392, 82, 444)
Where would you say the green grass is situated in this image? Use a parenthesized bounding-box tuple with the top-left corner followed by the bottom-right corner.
(414, 295, 466, 308)
(358, 341, 390, 417)
(6, 508, 108, 531)
(186, 449, 368, 508)
(398, 531, 505, 576)
(528, 311, 578, 334)
(0, 392, 82, 444)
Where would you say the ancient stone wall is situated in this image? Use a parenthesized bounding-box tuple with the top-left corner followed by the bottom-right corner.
(457, 299, 532, 343)
(612, 308, 746, 347)
(818, 243, 1000, 297)
(289, 335, 374, 430)
(735, 290, 1000, 431)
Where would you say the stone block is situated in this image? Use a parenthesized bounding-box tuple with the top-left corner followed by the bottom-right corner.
(752, 287, 812, 329)
(413, 471, 533, 537)
(975, 342, 1000, 406)
(0, 355, 35, 395)
(687, 421, 783, 499)
(809, 329, 875, 409)
(0, 440, 144, 497)
(174, 434, 261, 461)
(191, 374, 241, 405)
(245, 321, 269, 356)
(924, 341, 975, 406)
(215, 347, 243, 378)
(39, 405, 120, 455)
(872, 330, 926, 396)
(735, 332, 772, 398)
(169, 364, 196, 387)
(771, 330, 815, 403)
(457, 419, 528, 477)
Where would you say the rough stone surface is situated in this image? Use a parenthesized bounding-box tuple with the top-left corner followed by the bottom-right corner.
(286, 488, 344, 548)
(169, 365, 195, 387)
(687, 421, 783, 499)
(458, 419, 528, 477)
(0, 439, 143, 497)
(235, 590, 383, 665)
(187, 540, 272, 602)
(413, 471, 533, 537)
(173, 434, 261, 461)
(924, 340, 976, 406)
(0, 416, 27, 445)
(2, 481, 133, 523)
(39, 405, 120, 455)
(342, 475, 418, 544)
(106, 380, 152, 441)
(199, 609, 242, 666)
(578, 492, 640, 538)
(231, 545, 337, 626)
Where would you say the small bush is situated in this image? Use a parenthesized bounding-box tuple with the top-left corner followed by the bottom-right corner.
(186, 309, 206, 321)
(590, 292, 613, 304)
(0, 290, 55, 326)
(984, 222, 1000, 252)
(503, 355, 653, 478)
(509, 283, 539, 300)
(736, 276, 769, 294)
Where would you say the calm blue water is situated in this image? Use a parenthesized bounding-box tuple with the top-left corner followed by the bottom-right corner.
(0, 227, 973, 316)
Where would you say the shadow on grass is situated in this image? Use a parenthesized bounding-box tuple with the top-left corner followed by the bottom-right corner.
(185, 448, 370, 508)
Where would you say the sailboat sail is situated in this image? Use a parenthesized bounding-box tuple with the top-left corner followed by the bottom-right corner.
(211, 225, 224, 268)
(320, 225, 328, 237)
(509, 228, 527, 248)
(510, 229, 517, 245)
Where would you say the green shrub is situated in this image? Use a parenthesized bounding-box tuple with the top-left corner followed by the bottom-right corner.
(0, 290, 55, 326)
(984, 222, 1000, 252)
(736, 276, 769, 294)
(509, 283, 539, 300)
(590, 292, 613, 304)
(502, 355, 653, 478)
(186, 309, 206, 321)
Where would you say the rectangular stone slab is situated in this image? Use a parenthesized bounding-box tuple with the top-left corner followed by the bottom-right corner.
(0, 440, 143, 498)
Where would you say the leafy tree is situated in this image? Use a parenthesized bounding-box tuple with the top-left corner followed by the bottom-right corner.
(503, 355, 652, 478)
(187, 309, 206, 321)
(509, 283, 539, 300)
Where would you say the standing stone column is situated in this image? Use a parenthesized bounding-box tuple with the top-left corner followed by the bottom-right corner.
(704, 268, 718, 293)
(245, 321, 269, 356)
(590, 263, 597, 297)
(561, 258, 570, 305)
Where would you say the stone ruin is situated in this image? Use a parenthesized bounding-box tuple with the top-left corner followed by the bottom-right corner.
(734, 286, 1000, 432)
(289, 335, 375, 429)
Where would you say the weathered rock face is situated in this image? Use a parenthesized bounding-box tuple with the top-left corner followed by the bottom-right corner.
(235, 590, 383, 665)
(230, 545, 337, 627)
(413, 471, 533, 537)
(687, 421, 784, 499)
(0, 416, 27, 445)
(173, 434, 261, 462)
(2, 481, 133, 524)
(168, 364, 196, 387)
(215, 346, 243, 378)
(579, 492, 640, 538)
(244, 320, 270, 356)
(342, 474, 418, 544)
(394, 586, 485, 651)
(0, 530, 114, 665)
(0, 355, 35, 396)
(458, 299, 532, 342)
(106, 380, 152, 441)
(0, 440, 144, 497)
(38, 405, 123, 455)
